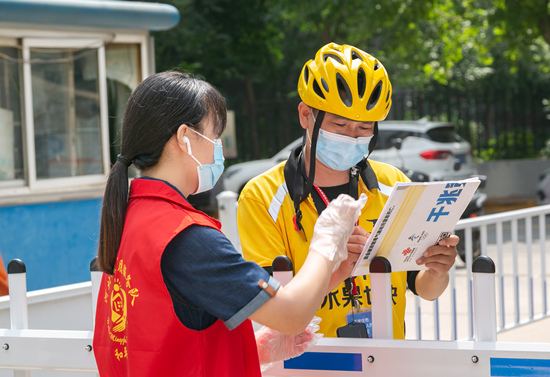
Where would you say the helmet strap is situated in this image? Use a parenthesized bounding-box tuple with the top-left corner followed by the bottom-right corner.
(292, 110, 325, 235)
(301, 110, 324, 204)
(367, 121, 379, 158)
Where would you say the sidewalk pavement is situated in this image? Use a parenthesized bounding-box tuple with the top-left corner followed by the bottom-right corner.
(484, 197, 538, 215)
(496, 317, 550, 343)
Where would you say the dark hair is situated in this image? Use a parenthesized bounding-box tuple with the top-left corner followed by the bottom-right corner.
(97, 71, 227, 274)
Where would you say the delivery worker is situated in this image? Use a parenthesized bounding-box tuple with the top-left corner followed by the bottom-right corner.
(237, 42, 458, 339)
(93, 70, 367, 376)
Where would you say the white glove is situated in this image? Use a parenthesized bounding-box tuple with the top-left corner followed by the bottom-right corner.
(256, 317, 322, 372)
(310, 193, 368, 271)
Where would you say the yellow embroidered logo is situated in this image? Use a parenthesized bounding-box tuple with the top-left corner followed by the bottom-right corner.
(105, 259, 139, 361)
(111, 281, 127, 332)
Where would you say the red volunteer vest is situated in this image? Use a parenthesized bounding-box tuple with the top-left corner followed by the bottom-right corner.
(93, 179, 261, 377)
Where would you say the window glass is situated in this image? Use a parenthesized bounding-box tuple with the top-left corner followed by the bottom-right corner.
(31, 48, 102, 179)
(426, 126, 463, 143)
(377, 130, 415, 150)
(0, 46, 24, 183)
(105, 43, 141, 175)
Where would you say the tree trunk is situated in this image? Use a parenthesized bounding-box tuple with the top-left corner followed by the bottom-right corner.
(538, 15, 550, 46)
(245, 74, 260, 159)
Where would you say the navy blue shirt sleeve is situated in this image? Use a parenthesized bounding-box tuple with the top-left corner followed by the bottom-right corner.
(407, 270, 419, 295)
(161, 224, 280, 331)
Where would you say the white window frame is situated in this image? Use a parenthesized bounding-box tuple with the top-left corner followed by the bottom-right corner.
(22, 37, 110, 190)
(0, 30, 151, 204)
(0, 30, 150, 205)
(110, 33, 152, 79)
(0, 37, 25, 189)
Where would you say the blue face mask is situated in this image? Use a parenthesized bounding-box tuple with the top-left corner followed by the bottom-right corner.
(308, 120, 373, 171)
(315, 129, 372, 171)
(309, 111, 373, 171)
(185, 128, 225, 194)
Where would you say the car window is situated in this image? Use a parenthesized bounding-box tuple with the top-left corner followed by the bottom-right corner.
(377, 130, 418, 150)
(426, 126, 463, 143)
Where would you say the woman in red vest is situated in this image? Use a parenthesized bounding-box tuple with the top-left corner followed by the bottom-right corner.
(93, 71, 366, 376)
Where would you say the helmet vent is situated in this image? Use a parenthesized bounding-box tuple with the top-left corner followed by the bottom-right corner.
(320, 78, 329, 92)
(351, 50, 363, 61)
(374, 63, 381, 71)
(313, 80, 326, 99)
(367, 81, 382, 111)
(323, 53, 343, 65)
(336, 73, 353, 107)
(304, 66, 309, 85)
(357, 68, 366, 99)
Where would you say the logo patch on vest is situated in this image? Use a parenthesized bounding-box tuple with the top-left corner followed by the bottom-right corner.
(104, 259, 139, 361)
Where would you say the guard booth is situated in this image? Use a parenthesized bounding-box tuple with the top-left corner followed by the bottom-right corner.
(0, 0, 179, 291)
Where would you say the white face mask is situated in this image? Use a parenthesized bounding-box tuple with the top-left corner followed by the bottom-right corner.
(183, 128, 225, 194)
(309, 112, 373, 171)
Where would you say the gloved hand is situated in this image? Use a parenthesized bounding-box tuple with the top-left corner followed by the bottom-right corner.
(310, 193, 368, 271)
(256, 316, 322, 372)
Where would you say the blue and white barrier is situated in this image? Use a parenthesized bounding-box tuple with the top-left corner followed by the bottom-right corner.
(0, 253, 548, 375)
(263, 255, 550, 376)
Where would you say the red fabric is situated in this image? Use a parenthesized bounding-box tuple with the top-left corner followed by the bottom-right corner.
(93, 179, 261, 377)
(0, 254, 8, 296)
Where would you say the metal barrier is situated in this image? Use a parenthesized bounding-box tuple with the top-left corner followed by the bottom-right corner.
(217, 191, 550, 341)
(0, 197, 548, 375)
(0, 259, 97, 375)
(264, 256, 550, 376)
(412, 204, 550, 341)
(2, 255, 549, 376)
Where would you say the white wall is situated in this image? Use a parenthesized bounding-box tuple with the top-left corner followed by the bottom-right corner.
(476, 159, 550, 200)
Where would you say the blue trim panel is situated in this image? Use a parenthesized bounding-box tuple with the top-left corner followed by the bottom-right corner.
(491, 358, 550, 376)
(0, 198, 102, 291)
(284, 352, 363, 372)
(0, 0, 180, 31)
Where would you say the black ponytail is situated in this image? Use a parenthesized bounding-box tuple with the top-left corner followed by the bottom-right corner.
(97, 71, 226, 274)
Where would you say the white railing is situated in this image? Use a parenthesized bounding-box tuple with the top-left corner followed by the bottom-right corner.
(0, 259, 98, 376)
(1, 253, 549, 377)
(410, 204, 550, 341)
(264, 255, 550, 376)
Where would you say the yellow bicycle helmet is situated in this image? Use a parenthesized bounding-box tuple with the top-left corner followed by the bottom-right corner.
(298, 42, 392, 121)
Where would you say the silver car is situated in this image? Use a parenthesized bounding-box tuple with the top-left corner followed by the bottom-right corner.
(372, 119, 477, 181)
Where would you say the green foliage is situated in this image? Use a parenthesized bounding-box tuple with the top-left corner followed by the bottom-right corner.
(145, 0, 550, 162)
(476, 131, 538, 161)
(152, 0, 550, 88)
(153, 0, 284, 83)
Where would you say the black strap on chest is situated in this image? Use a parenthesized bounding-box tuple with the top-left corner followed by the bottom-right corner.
(284, 145, 379, 231)
(310, 165, 360, 216)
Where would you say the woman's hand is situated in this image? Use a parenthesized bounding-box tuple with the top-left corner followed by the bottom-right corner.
(327, 226, 369, 292)
(256, 317, 323, 371)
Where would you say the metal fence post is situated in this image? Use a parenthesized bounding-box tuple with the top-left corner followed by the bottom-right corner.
(90, 257, 102, 331)
(7, 259, 31, 377)
(216, 190, 241, 253)
(473, 255, 497, 342)
(8, 259, 28, 330)
(370, 256, 393, 339)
